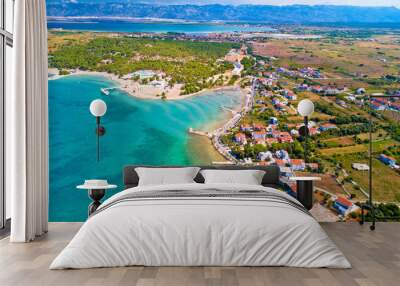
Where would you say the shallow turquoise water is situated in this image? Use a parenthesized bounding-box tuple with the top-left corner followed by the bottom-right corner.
(49, 75, 243, 221)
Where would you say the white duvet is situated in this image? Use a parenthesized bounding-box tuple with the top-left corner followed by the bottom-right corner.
(50, 183, 351, 269)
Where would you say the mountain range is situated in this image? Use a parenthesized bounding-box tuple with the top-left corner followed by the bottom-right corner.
(46, 2, 400, 24)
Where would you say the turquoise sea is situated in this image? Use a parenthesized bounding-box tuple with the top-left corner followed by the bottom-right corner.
(47, 19, 274, 33)
(49, 75, 244, 221)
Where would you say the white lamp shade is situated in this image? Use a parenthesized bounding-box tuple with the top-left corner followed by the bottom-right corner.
(297, 99, 314, 117)
(90, 99, 107, 117)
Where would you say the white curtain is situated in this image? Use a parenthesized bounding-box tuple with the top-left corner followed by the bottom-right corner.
(8, 0, 49, 242)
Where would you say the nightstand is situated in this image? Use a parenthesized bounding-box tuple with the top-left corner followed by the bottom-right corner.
(77, 180, 117, 216)
(289, 177, 321, 210)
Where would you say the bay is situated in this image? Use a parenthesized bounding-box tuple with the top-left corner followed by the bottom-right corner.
(49, 75, 244, 221)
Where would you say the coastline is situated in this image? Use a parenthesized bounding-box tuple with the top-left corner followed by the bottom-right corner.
(49, 68, 242, 101)
(49, 68, 248, 164)
(188, 82, 252, 164)
(188, 88, 248, 164)
(47, 16, 204, 25)
(48, 75, 246, 221)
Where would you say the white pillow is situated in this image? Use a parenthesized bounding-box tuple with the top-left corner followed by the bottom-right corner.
(135, 167, 200, 186)
(200, 169, 265, 185)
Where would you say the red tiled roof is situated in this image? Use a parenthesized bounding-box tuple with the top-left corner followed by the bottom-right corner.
(336, 197, 353, 208)
(253, 123, 265, 128)
(374, 98, 389, 104)
(279, 137, 293, 143)
(371, 102, 382, 107)
(291, 159, 305, 166)
(279, 132, 291, 137)
(275, 159, 286, 166)
(380, 154, 396, 161)
(235, 133, 246, 139)
(391, 103, 400, 108)
(321, 123, 337, 128)
(266, 138, 278, 144)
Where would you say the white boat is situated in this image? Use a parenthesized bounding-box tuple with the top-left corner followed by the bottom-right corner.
(100, 88, 110, 96)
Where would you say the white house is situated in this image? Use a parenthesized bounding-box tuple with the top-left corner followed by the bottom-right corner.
(258, 151, 274, 161)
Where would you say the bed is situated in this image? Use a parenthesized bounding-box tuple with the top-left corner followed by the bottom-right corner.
(50, 165, 351, 269)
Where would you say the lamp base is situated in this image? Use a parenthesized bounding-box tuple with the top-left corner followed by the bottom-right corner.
(88, 189, 105, 216)
(296, 180, 314, 210)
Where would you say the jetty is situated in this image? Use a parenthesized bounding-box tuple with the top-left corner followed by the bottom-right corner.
(188, 128, 212, 138)
(212, 161, 235, 165)
(221, 106, 237, 114)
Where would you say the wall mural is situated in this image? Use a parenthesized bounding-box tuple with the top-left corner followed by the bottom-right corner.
(48, 2, 400, 222)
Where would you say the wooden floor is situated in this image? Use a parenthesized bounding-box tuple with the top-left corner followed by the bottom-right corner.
(0, 222, 399, 286)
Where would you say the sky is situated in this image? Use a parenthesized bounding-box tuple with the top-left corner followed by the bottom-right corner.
(58, 1, 400, 7)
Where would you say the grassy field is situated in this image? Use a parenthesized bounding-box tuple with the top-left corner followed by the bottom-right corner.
(342, 181, 368, 201)
(321, 136, 355, 147)
(357, 130, 389, 141)
(383, 110, 400, 122)
(320, 139, 398, 156)
(48, 31, 99, 53)
(337, 153, 400, 202)
(252, 36, 400, 80)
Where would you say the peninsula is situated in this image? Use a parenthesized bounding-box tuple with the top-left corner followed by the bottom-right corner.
(48, 31, 246, 100)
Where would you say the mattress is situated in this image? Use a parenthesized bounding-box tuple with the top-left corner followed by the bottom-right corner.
(50, 183, 351, 269)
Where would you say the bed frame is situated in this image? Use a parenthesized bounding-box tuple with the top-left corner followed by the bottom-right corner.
(123, 165, 281, 189)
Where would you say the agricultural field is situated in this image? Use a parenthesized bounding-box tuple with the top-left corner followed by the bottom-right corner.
(251, 36, 400, 80)
(241, 31, 400, 205)
(320, 139, 398, 156)
(48, 31, 100, 53)
(336, 153, 400, 202)
(321, 136, 355, 148)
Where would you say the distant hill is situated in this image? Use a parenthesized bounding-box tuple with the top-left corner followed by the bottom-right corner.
(46, 3, 400, 24)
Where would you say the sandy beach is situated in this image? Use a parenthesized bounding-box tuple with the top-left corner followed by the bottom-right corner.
(49, 68, 241, 101)
(49, 67, 248, 165)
